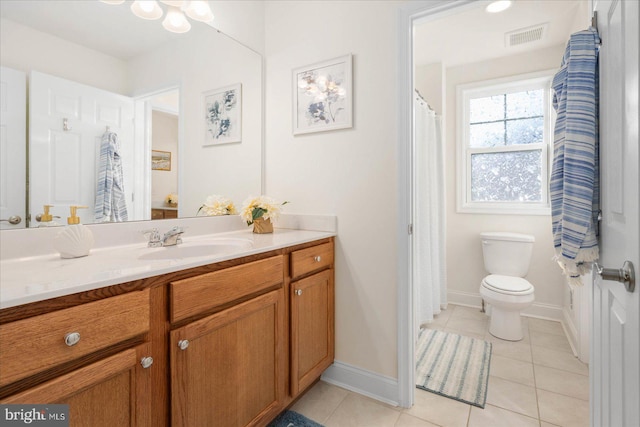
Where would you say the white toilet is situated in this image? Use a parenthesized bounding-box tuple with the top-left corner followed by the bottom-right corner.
(480, 232, 535, 341)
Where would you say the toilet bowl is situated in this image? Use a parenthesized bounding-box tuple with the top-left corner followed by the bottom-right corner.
(480, 232, 535, 341)
(480, 275, 535, 341)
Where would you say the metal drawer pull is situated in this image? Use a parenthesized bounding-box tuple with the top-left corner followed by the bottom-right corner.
(64, 332, 81, 347)
(140, 357, 154, 369)
(178, 339, 190, 350)
(314, 256, 322, 262)
(595, 261, 635, 292)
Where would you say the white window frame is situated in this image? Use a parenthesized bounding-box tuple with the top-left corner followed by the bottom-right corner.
(456, 70, 556, 215)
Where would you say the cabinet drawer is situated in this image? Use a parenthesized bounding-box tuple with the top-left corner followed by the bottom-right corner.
(170, 255, 284, 323)
(290, 242, 334, 280)
(0, 289, 150, 387)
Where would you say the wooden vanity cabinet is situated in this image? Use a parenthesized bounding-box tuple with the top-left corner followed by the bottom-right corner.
(169, 255, 287, 427)
(289, 242, 335, 397)
(0, 289, 153, 427)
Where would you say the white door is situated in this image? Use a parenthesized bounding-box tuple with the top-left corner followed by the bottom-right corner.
(29, 71, 135, 226)
(591, 1, 639, 426)
(0, 66, 26, 229)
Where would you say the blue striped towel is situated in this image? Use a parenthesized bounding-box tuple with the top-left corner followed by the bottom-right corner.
(94, 131, 128, 222)
(550, 28, 600, 283)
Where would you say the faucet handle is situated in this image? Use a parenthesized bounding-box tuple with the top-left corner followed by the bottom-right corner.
(142, 228, 162, 247)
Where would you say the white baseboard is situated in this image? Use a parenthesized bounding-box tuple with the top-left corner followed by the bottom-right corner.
(321, 360, 400, 407)
(447, 289, 563, 321)
(562, 307, 580, 357)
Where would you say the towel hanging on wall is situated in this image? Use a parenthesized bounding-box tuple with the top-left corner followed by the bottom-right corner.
(550, 27, 600, 284)
(95, 130, 128, 222)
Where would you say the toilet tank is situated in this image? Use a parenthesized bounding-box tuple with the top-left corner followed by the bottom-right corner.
(481, 232, 535, 277)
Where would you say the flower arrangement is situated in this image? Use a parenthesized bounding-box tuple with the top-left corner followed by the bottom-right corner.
(165, 193, 178, 207)
(240, 195, 288, 226)
(197, 195, 237, 216)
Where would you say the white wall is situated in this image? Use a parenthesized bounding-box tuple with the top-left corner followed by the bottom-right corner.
(265, 0, 400, 379)
(0, 18, 128, 94)
(445, 45, 568, 313)
(151, 111, 179, 205)
(415, 62, 445, 115)
(209, 1, 266, 55)
(127, 28, 262, 217)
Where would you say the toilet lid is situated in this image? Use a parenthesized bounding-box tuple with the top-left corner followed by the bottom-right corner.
(483, 275, 533, 293)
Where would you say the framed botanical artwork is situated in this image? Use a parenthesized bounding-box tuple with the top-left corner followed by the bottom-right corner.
(293, 54, 353, 135)
(203, 83, 242, 145)
(151, 150, 171, 171)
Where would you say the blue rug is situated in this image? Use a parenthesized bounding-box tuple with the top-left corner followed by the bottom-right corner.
(268, 410, 324, 427)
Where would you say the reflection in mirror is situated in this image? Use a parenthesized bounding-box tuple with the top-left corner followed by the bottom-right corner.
(0, 0, 262, 228)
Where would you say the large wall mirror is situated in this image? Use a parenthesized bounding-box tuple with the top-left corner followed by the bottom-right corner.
(0, 0, 262, 229)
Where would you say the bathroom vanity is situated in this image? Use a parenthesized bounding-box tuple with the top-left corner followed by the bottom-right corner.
(0, 222, 335, 427)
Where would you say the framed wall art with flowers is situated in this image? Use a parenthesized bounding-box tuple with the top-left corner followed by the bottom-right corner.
(203, 83, 242, 145)
(293, 54, 353, 135)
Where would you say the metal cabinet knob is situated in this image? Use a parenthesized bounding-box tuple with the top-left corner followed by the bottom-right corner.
(295, 289, 303, 296)
(64, 332, 81, 347)
(314, 256, 322, 262)
(595, 261, 635, 292)
(0, 215, 21, 225)
(178, 339, 190, 350)
(140, 356, 154, 369)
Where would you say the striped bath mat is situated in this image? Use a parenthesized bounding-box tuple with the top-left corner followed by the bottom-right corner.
(416, 328, 492, 408)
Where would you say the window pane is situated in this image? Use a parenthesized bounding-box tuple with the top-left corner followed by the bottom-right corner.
(470, 122, 504, 147)
(471, 150, 542, 202)
(506, 90, 543, 118)
(506, 117, 544, 145)
(470, 95, 504, 123)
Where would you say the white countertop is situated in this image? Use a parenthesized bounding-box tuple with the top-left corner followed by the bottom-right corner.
(1, 221, 335, 309)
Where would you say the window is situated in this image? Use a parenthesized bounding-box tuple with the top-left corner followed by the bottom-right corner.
(457, 72, 554, 215)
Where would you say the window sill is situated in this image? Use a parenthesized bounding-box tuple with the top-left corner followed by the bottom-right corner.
(457, 203, 551, 216)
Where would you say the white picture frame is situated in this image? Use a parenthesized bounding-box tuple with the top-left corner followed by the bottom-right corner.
(293, 54, 353, 135)
(203, 83, 242, 145)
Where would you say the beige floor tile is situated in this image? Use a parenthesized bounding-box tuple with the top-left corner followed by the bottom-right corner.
(324, 393, 400, 427)
(290, 381, 349, 424)
(485, 337, 533, 363)
(530, 330, 573, 353)
(430, 309, 453, 326)
(532, 345, 589, 375)
(534, 365, 589, 400)
(445, 316, 488, 336)
(537, 389, 589, 427)
(528, 318, 566, 336)
(485, 376, 539, 419)
(404, 388, 471, 427)
(450, 305, 488, 322)
(468, 404, 539, 427)
(394, 413, 440, 427)
(489, 355, 535, 386)
(540, 422, 562, 427)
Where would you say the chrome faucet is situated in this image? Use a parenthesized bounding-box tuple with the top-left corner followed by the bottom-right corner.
(162, 226, 184, 246)
(142, 226, 184, 247)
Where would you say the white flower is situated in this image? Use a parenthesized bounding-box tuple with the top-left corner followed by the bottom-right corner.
(198, 195, 237, 216)
(240, 195, 288, 225)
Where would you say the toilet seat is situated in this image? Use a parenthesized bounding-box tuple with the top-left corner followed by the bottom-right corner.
(482, 274, 534, 296)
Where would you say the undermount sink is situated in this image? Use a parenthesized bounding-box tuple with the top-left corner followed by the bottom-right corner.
(138, 238, 254, 261)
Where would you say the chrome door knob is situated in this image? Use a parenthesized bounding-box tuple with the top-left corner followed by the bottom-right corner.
(0, 215, 21, 225)
(595, 261, 635, 292)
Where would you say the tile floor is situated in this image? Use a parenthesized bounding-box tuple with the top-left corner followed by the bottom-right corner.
(291, 304, 589, 427)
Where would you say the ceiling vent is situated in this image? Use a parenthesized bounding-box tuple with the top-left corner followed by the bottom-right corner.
(505, 23, 548, 47)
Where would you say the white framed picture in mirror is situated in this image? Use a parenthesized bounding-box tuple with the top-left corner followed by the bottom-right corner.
(293, 54, 353, 135)
(203, 83, 242, 145)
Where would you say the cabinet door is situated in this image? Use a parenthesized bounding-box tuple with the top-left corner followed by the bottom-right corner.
(291, 269, 335, 396)
(1, 345, 152, 427)
(171, 289, 286, 427)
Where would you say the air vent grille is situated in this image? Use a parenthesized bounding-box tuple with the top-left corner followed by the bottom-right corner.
(505, 23, 548, 47)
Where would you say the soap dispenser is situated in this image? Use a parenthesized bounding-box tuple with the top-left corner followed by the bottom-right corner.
(37, 205, 61, 227)
(53, 205, 95, 258)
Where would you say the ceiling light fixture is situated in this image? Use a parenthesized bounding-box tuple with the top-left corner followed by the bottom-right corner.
(486, 0, 512, 13)
(103, 0, 214, 33)
(130, 0, 163, 20)
(163, 6, 192, 33)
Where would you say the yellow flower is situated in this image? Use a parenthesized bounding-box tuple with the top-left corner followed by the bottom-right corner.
(241, 195, 288, 225)
(198, 195, 237, 216)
